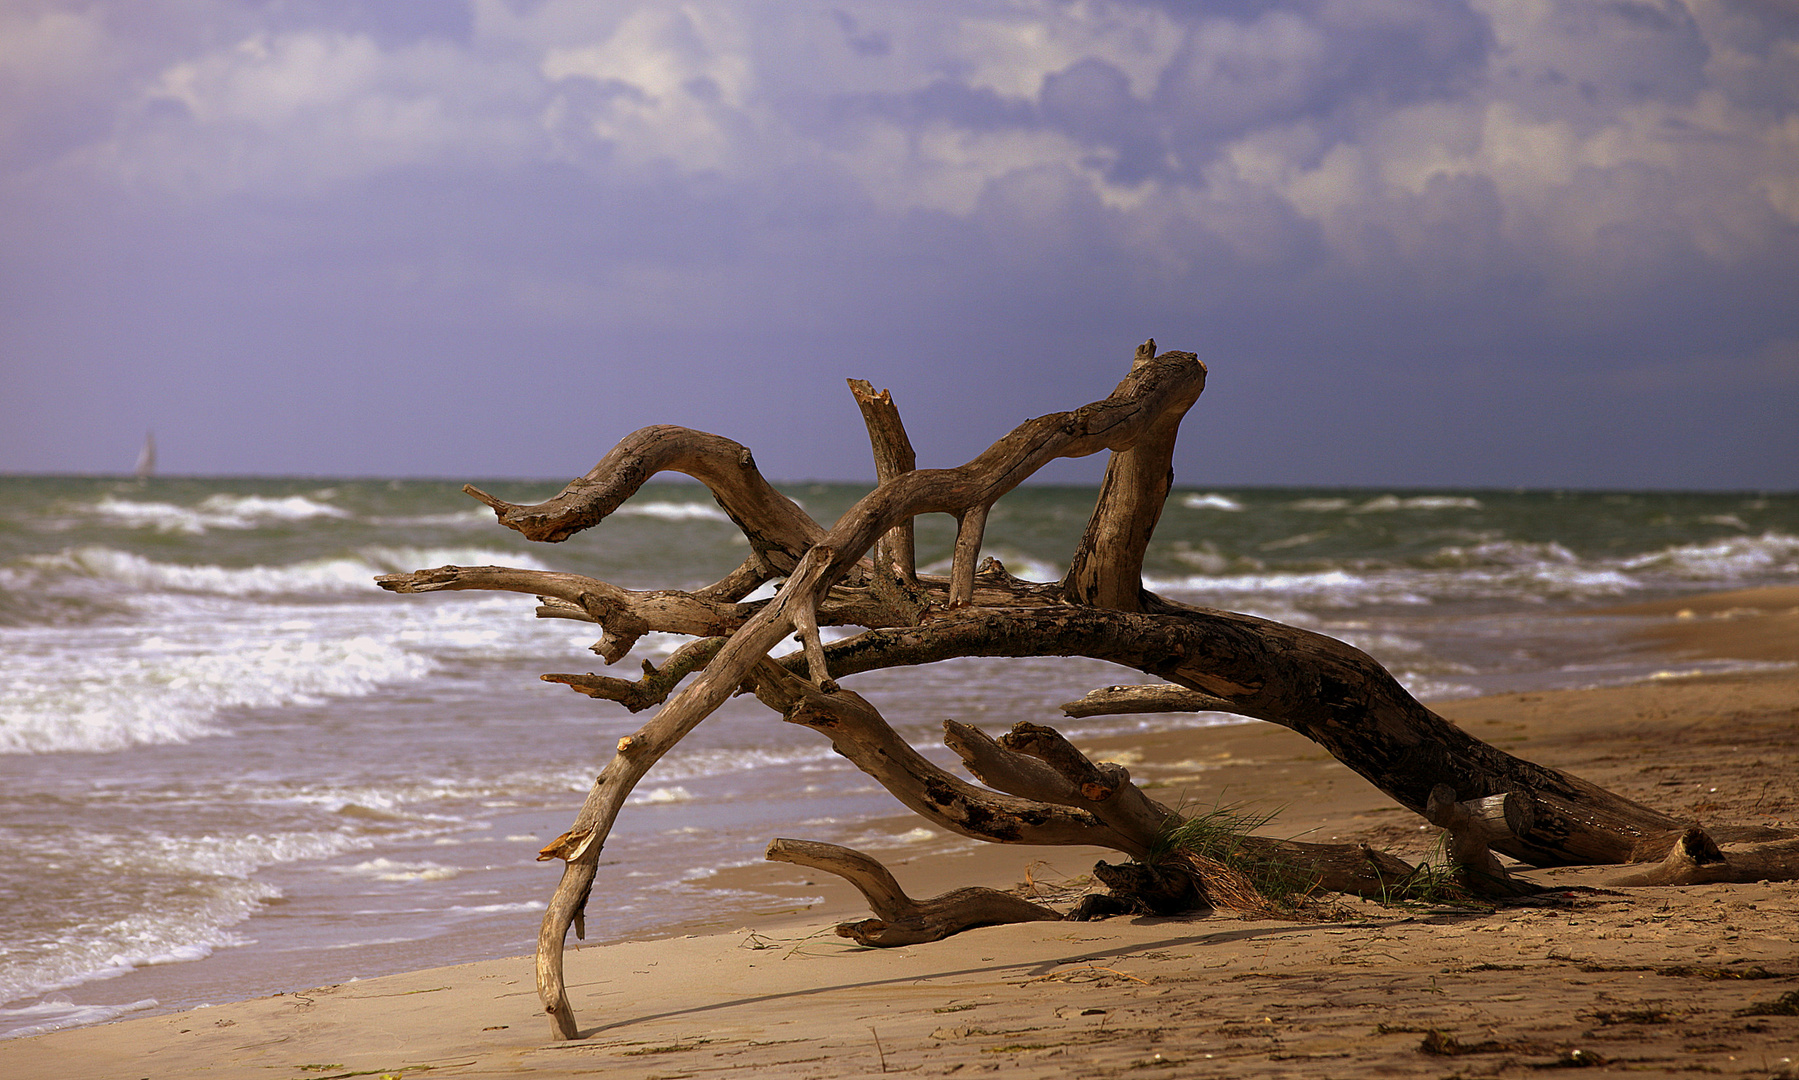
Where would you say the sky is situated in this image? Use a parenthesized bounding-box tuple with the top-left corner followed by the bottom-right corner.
(2, 0, 1797, 489)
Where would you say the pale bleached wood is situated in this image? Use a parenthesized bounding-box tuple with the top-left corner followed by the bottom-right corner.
(748, 661, 1143, 853)
(948, 504, 988, 607)
(1062, 339, 1205, 611)
(1423, 785, 1539, 897)
(847, 379, 917, 582)
(1060, 683, 1237, 717)
(464, 425, 825, 572)
(512, 345, 1214, 1036)
(375, 564, 755, 663)
(376, 340, 1796, 1042)
(1602, 829, 1799, 886)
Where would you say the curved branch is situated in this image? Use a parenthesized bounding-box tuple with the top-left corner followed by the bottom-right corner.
(1060, 683, 1238, 717)
(693, 553, 779, 603)
(543, 637, 726, 713)
(810, 605, 1699, 868)
(524, 571, 819, 1039)
(464, 426, 826, 572)
(1063, 339, 1206, 611)
(376, 564, 762, 663)
(945, 718, 1415, 901)
(748, 661, 1143, 853)
(766, 838, 1060, 946)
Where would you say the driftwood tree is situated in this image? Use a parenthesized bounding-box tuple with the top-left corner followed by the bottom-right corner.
(378, 342, 1798, 1039)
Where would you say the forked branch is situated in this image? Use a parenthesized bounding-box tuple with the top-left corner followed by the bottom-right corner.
(374, 340, 1794, 1044)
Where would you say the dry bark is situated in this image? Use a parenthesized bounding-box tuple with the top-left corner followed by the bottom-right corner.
(765, 838, 1061, 945)
(375, 339, 1797, 1039)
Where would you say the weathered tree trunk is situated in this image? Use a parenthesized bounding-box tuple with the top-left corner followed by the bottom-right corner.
(376, 341, 1797, 1040)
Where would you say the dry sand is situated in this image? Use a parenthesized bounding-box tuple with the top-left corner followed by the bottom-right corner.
(4, 588, 1795, 1079)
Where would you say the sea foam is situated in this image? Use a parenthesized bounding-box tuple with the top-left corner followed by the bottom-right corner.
(0, 621, 437, 754)
(85, 493, 351, 534)
(0, 827, 368, 1021)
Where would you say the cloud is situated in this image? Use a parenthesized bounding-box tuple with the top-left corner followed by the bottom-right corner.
(1, 0, 1795, 485)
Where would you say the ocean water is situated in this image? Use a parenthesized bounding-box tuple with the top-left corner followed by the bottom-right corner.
(2, 475, 1795, 1039)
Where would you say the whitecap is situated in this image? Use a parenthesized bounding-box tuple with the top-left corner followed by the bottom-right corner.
(1352, 495, 1483, 513)
(1620, 531, 1799, 581)
(0, 871, 282, 1011)
(448, 901, 546, 914)
(1181, 493, 1246, 512)
(646, 744, 839, 783)
(0, 996, 159, 1041)
(6, 544, 551, 600)
(612, 501, 731, 523)
(631, 786, 695, 805)
(0, 606, 453, 755)
(330, 858, 461, 883)
(84, 493, 350, 534)
(89, 830, 367, 880)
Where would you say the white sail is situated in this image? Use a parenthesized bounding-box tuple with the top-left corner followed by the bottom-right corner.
(134, 431, 156, 480)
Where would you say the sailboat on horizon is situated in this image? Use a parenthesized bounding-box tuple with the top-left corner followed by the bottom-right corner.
(134, 431, 156, 481)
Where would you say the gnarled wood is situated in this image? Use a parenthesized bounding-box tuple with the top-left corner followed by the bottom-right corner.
(376, 339, 1796, 1039)
(848, 379, 918, 583)
(1424, 785, 1539, 897)
(803, 605, 1690, 868)
(749, 662, 1142, 853)
(1602, 830, 1799, 886)
(1062, 339, 1203, 611)
(766, 838, 1061, 946)
(465, 426, 824, 572)
(944, 717, 1414, 900)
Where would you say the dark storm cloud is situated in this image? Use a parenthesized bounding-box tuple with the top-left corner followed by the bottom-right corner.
(1, 0, 1795, 488)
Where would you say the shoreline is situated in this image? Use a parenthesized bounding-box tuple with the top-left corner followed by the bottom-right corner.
(2, 589, 1795, 1078)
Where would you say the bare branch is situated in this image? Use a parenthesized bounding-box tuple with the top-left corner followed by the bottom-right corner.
(376, 564, 759, 663)
(748, 661, 1143, 852)
(1063, 340, 1206, 611)
(948, 504, 988, 607)
(464, 426, 825, 571)
(543, 638, 726, 713)
(766, 838, 1060, 946)
(848, 379, 917, 582)
(373, 339, 1795, 1044)
(806, 604, 1687, 868)
(1060, 683, 1238, 717)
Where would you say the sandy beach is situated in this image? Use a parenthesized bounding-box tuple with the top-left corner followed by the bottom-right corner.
(3, 588, 1795, 1079)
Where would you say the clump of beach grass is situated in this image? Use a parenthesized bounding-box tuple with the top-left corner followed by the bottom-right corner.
(1148, 803, 1324, 918)
(1146, 804, 1496, 917)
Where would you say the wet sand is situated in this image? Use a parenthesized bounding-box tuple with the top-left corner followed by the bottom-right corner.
(3, 589, 1795, 1079)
